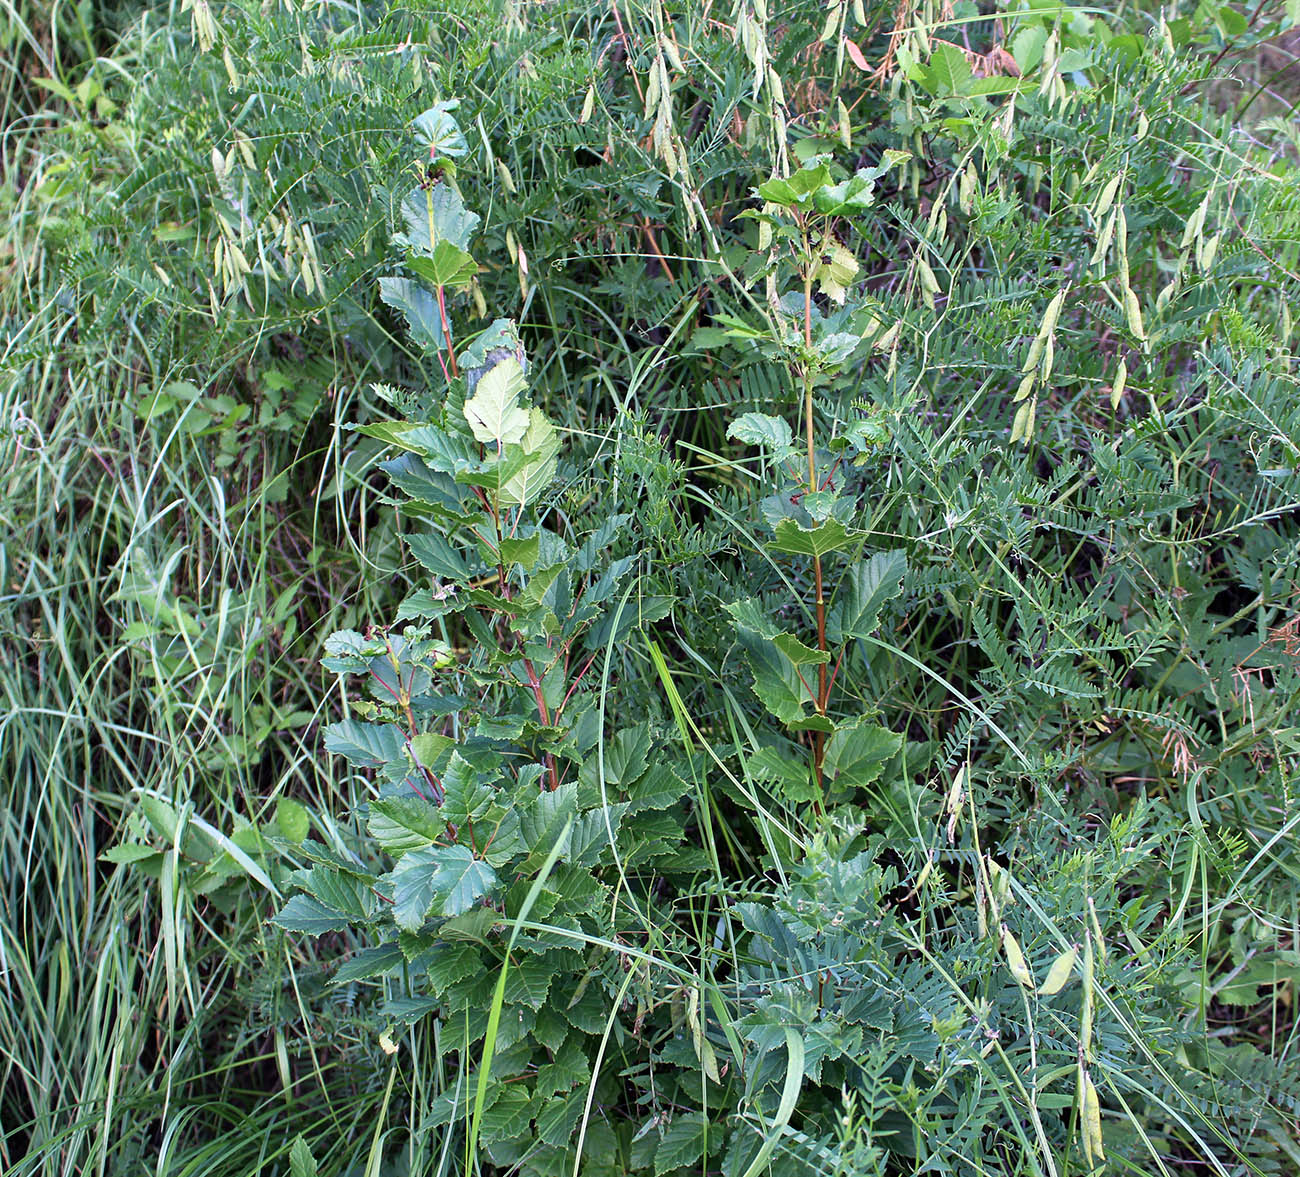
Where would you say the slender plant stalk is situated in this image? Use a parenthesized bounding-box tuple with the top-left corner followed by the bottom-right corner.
(802, 271, 829, 790)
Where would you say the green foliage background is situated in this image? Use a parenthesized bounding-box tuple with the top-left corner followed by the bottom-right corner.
(3, 0, 1300, 1173)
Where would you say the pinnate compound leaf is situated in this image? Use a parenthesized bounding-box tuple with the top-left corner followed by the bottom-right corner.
(463, 357, 530, 446)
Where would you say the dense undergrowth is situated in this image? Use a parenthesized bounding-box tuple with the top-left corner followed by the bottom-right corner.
(3, 0, 1300, 1174)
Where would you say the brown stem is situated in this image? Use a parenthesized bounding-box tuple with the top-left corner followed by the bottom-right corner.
(521, 655, 560, 791)
(640, 218, 679, 286)
(436, 284, 459, 377)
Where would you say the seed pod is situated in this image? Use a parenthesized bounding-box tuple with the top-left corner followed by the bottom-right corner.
(1022, 335, 1045, 375)
(1002, 925, 1033, 986)
(1010, 399, 1032, 444)
(1110, 356, 1127, 410)
(223, 46, 240, 88)
(768, 65, 785, 106)
(496, 160, 516, 194)
(1038, 946, 1078, 995)
(944, 766, 965, 842)
(874, 319, 901, 352)
(1081, 933, 1095, 1057)
(1093, 173, 1122, 221)
(1090, 208, 1116, 266)
(580, 84, 596, 124)
(644, 55, 661, 118)
(1124, 287, 1145, 343)
(1116, 206, 1130, 289)
(1198, 232, 1219, 273)
(1088, 896, 1108, 963)
(1080, 1069, 1105, 1164)
(1040, 286, 1068, 338)
(819, 4, 839, 42)
(917, 256, 940, 294)
(959, 161, 976, 214)
(852, 0, 866, 23)
(837, 97, 851, 149)
(1015, 372, 1036, 404)
(1181, 195, 1209, 249)
(662, 34, 684, 74)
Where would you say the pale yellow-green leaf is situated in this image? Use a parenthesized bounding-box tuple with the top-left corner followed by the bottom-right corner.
(498, 409, 560, 507)
(817, 241, 859, 305)
(464, 358, 530, 447)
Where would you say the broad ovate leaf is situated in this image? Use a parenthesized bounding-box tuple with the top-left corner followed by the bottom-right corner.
(413, 102, 468, 158)
(728, 412, 793, 454)
(498, 409, 560, 507)
(463, 357, 530, 447)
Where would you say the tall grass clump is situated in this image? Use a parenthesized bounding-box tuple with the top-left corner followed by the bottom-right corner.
(4, 0, 1300, 1174)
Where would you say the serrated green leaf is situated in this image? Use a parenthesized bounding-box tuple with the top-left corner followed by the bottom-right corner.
(480, 1085, 532, 1141)
(498, 409, 560, 507)
(828, 549, 907, 642)
(332, 943, 406, 985)
(273, 894, 351, 936)
(405, 531, 472, 580)
(727, 412, 793, 453)
(369, 796, 443, 855)
(428, 941, 485, 992)
(392, 844, 498, 931)
(289, 1136, 319, 1177)
(407, 240, 476, 288)
(378, 277, 448, 353)
(413, 102, 468, 158)
(400, 183, 480, 253)
(276, 798, 310, 843)
(323, 720, 405, 768)
(823, 720, 902, 792)
(464, 358, 530, 447)
(654, 1112, 708, 1176)
(927, 44, 972, 96)
(770, 517, 855, 557)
